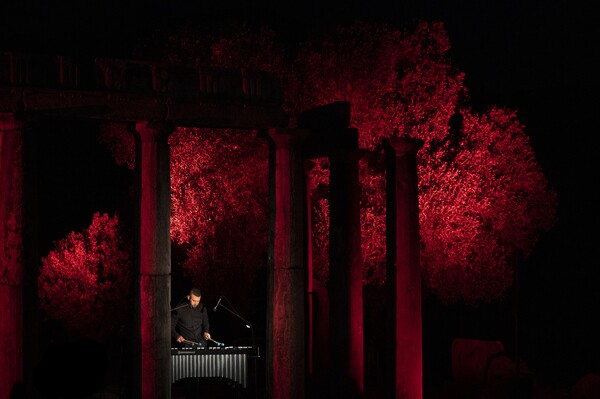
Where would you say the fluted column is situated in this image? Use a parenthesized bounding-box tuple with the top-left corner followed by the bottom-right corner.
(265, 128, 307, 399)
(133, 121, 173, 399)
(305, 160, 315, 376)
(0, 114, 24, 399)
(328, 130, 364, 398)
(384, 137, 424, 399)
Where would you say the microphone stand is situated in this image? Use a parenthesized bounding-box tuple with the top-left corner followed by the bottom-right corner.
(214, 297, 259, 399)
(170, 295, 190, 312)
(170, 303, 188, 312)
(214, 297, 255, 347)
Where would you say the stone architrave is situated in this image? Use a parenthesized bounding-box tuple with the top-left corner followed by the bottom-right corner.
(265, 128, 307, 399)
(133, 121, 173, 399)
(384, 137, 424, 399)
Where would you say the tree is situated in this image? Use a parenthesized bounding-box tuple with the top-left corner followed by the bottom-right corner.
(169, 127, 268, 309)
(98, 20, 557, 305)
(286, 21, 557, 303)
(38, 213, 132, 339)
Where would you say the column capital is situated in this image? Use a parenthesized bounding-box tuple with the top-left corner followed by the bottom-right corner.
(133, 121, 173, 143)
(0, 114, 25, 132)
(384, 137, 424, 158)
(297, 101, 351, 130)
(265, 128, 310, 148)
(304, 127, 359, 159)
(329, 147, 366, 164)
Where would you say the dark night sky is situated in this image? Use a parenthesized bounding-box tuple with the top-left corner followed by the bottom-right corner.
(2, 0, 598, 386)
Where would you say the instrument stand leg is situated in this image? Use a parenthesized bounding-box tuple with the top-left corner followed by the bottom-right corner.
(184, 378, 201, 399)
(252, 356, 259, 399)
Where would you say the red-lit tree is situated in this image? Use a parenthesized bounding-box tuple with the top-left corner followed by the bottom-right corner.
(97, 125, 270, 312)
(146, 26, 287, 311)
(169, 128, 269, 308)
(98, 123, 135, 170)
(96, 21, 556, 306)
(284, 21, 557, 303)
(419, 108, 557, 303)
(38, 213, 132, 339)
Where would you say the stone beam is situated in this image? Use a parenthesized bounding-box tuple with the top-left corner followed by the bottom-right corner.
(0, 52, 286, 129)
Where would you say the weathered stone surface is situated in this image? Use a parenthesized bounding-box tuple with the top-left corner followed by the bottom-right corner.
(297, 101, 350, 130)
(0, 52, 286, 128)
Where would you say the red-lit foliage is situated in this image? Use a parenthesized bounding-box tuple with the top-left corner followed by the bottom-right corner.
(283, 22, 468, 286)
(169, 128, 269, 305)
(419, 108, 557, 303)
(285, 22, 557, 303)
(38, 213, 132, 339)
(98, 123, 135, 170)
(160, 26, 285, 307)
(160, 23, 287, 73)
(94, 21, 556, 305)
(97, 123, 270, 307)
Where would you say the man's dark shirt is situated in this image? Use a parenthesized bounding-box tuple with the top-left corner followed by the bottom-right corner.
(171, 303, 210, 346)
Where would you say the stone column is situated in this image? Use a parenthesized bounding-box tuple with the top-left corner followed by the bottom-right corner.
(305, 160, 315, 376)
(384, 137, 424, 399)
(133, 121, 172, 399)
(0, 114, 24, 399)
(328, 129, 364, 398)
(265, 128, 307, 399)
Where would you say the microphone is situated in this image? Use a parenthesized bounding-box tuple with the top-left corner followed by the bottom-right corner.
(213, 296, 223, 312)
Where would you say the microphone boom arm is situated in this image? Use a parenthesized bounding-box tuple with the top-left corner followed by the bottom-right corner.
(170, 303, 188, 312)
(214, 297, 256, 350)
(216, 301, 252, 329)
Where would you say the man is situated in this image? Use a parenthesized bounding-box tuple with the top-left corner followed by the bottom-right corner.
(171, 287, 211, 346)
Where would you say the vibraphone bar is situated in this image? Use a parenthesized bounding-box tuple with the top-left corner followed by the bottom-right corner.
(171, 346, 257, 388)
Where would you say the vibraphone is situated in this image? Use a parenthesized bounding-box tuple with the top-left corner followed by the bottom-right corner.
(171, 346, 258, 388)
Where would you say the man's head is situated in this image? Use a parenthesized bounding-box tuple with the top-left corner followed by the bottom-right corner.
(189, 288, 201, 308)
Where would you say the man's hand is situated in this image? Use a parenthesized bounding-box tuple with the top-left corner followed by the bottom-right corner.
(203, 332, 211, 341)
(177, 336, 184, 343)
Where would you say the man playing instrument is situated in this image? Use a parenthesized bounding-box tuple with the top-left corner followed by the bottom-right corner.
(171, 287, 211, 347)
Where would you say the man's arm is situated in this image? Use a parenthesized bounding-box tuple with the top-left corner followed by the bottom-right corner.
(202, 307, 211, 341)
